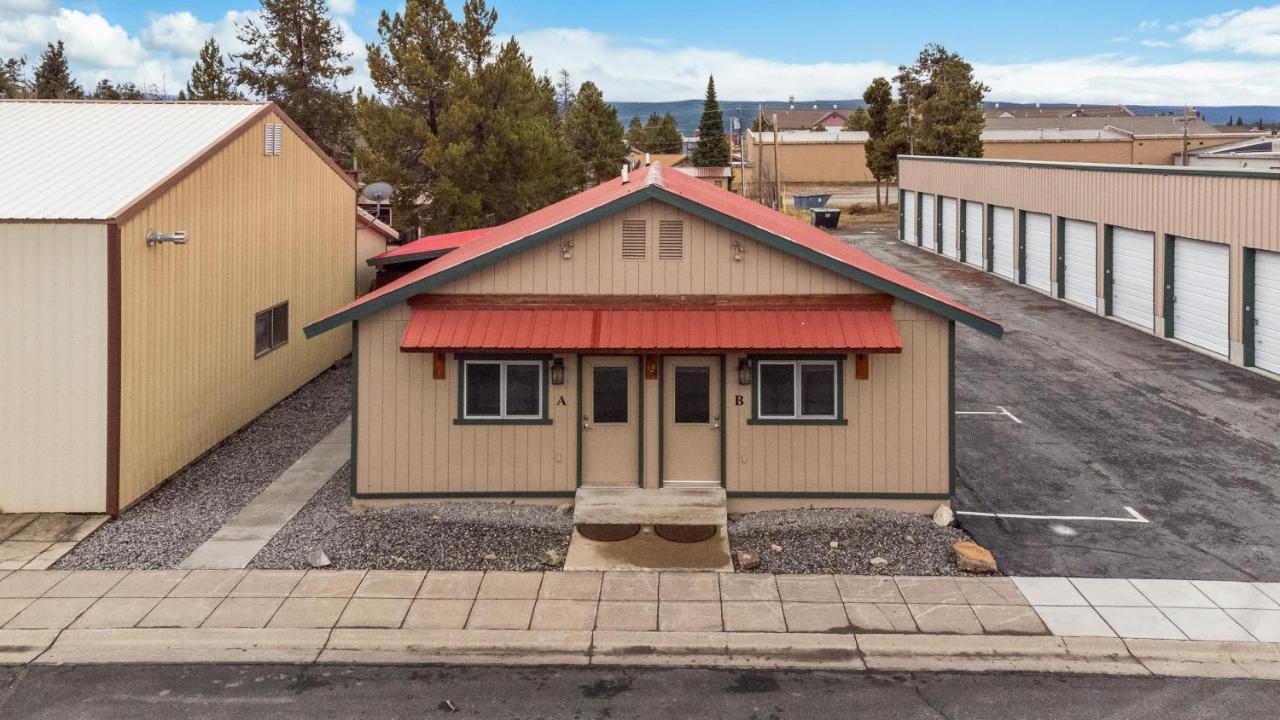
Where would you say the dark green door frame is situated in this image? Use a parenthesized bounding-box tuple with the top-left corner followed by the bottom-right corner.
(1102, 225, 1115, 316)
(1243, 248, 1257, 367)
(985, 204, 995, 272)
(1162, 235, 1176, 338)
(1054, 216, 1067, 299)
(1017, 211, 1028, 285)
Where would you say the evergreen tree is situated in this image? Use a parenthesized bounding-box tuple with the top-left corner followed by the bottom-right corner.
(691, 75, 729, 166)
(92, 79, 146, 100)
(1, 57, 29, 98)
(235, 0, 354, 160)
(555, 68, 575, 113)
(359, 0, 575, 231)
(457, 0, 496, 72)
(894, 43, 988, 157)
(842, 107, 868, 131)
(177, 89, 187, 100)
(625, 114, 644, 149)
(33, 41, 82, 99)
(563, 80, 627, 186)
(652, 112, 682, 154)
(187, 39, 242, 100)
(861, 77, 909, 207)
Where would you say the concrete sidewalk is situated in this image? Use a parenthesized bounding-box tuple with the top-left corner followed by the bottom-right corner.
(1, 569, 1278, 679)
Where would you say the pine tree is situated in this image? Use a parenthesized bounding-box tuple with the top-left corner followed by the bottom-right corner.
(33, 41, 82, 99)
(894, 44, 988, 157)
(653, 112, 682, 154)
(861, 77, 908, 207)
(691, 75, 729, 167)
(187, 39, 242, 100)
(842, 107, 868, 131)
(625, 114, 644, 149)
(555, 68, 575, 113)
(1, 56, 29, 98)
(235, 0, 354, 160)
(563, 80, 627, 186)
(457, 0, 496, 71)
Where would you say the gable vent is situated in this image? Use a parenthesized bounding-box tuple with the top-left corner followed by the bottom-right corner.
(621, 219, 647, 261)
(264, 123, 283, 156)
(658, 220, 684, 260)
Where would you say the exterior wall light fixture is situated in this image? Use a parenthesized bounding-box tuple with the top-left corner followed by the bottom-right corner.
(737, 357, 752, 385)
(146, 229, 188, 247)
(550, 357, 565, 385)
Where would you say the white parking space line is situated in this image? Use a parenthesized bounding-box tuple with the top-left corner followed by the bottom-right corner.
(955, 405, 1023, 424)
(956, 506, 1150, 524)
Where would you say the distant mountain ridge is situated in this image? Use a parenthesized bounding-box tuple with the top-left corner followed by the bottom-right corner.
(609, 99, 1280, 134)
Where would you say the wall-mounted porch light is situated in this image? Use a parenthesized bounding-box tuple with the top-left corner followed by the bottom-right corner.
(737, 357, 752, 385)
(550, 357, 565, 385)
(146, 229, 188, 247)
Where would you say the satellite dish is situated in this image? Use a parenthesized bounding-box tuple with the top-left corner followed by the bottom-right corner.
(361, 181, 394, 203)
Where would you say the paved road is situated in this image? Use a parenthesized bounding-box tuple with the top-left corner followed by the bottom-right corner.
(0, 664, 1274, 719)
(838, 225, 1280, 581)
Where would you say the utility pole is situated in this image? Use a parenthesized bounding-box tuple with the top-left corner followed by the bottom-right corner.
(906, 94, 914, 155)
(772, 113, 781, 209)
(1175, 110, 1193, 166)
(756, 103, 764, 205)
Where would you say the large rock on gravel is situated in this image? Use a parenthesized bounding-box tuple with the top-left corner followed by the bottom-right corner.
(953, 541, 997, 573)
(932, 504, 955, 527)
(733, 549, 761, 570)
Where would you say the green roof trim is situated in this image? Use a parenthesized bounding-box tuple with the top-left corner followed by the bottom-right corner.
(305, 183, 1003, 339)
(900, 155, 1280, 181)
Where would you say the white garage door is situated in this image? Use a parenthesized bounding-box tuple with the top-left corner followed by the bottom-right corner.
(1111, 228, 1155, 330)
(941, 197, 958, 259)
(1254, 250, 1280, 374)
(920, 194, 936, 250)
(1173, 237, 1230, 357)
(992, 206, 1015, 280)
(902, 192, 916, 245)
(963, 201, 984, 268)
(1062, 219, 1098, 309)
(1023, 212, 1052, 293)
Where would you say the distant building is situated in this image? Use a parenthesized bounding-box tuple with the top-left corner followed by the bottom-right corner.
(756, 106, 856, 132)
(1177, 134, 1280, 171)
(984, 103, 1135, 120)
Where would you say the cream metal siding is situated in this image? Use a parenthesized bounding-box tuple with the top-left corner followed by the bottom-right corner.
(115, 112, 354, 508)
(355, 223, 388, 295)
(0, 223, 108, 512)
(898, 157, 1280, 368)
(356, 201, 953, 499)
(355, 304, 576, 495)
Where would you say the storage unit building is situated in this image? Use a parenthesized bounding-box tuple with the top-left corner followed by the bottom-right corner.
(898, 155, 1280, 378)
(0, 100, 356, 513)
(307, 163, 1002, 512)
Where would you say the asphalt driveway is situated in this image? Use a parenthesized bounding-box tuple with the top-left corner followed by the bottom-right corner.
(838, 225, 1280, 581)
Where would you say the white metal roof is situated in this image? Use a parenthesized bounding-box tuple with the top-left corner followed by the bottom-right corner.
(0, 100, 266, 221)
(982, 128, 1130, 141)
(748, 131, 870, 143)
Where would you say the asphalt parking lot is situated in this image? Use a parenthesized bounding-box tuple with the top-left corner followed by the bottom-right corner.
(838, 224, 1280, 581)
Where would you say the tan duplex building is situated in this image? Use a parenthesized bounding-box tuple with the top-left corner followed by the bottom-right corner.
(0, 100, 356, 514)
(306, 164, 1001, 511)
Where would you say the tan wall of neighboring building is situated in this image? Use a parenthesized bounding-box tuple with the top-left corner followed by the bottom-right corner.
(0, 223, 109, 513)
(898, 156, 1280, 364)
(355, 222, 389, 295)
(354, 199, 952, 500)
(745, 137, 874, 184)
(982, 140, 1135, 164)
(116, 111, 354, 509)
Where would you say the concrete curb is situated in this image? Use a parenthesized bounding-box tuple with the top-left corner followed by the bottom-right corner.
(6, 627, 1280, 679)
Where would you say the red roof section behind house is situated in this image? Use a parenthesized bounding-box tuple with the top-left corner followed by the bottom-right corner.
(310, 163, 997, 335)
(370, 227, 491, 263)
(401, 306, 902, 352)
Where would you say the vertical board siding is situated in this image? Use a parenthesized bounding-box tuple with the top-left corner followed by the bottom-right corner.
(437, 200, 875, 296)
(900, 158, 1280, 343)
(0, 223, 108, 512)
(358, 203, 952, 498)
(356, 304, 576, 495)
(116, 113, 354, 508)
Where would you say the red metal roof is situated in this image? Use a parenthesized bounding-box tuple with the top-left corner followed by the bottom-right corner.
(369, 227, 491, 264)
(400, 306, 902, 352)
(308, 163, 1001, 338)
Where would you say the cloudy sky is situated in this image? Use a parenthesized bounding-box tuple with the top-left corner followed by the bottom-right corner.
(2, 0, 1279, 104)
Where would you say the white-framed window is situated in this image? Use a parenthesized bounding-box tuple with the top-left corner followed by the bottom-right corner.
(754, 359, 840, 421)
(460, 358, 545, 422)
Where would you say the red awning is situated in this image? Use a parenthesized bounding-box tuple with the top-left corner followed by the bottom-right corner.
(400, 306, 902, 352)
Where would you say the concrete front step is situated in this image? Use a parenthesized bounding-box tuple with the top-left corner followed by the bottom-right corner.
(572, 487, 727, 527)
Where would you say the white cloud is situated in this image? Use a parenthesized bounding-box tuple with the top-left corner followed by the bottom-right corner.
(1179, 5, 1280, 55)
(1138, 19, 1162, 31)
(142, 11, 213, 56)
(517, 27, 1280, 105)
(329, 0, 356, 15)
(0, 8, 148, 68)
(1140, 39, 1173, 48)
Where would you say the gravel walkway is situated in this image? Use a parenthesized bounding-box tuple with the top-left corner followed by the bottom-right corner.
(55, 363, 352, 570)
(728, 507, 974, 576)
(250, 466, 573, 571)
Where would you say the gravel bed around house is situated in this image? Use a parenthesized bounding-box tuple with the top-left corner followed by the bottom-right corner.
(728, 507, 974, 576)
(54, 362, 352, 570)
(250, 466, 574, 571)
